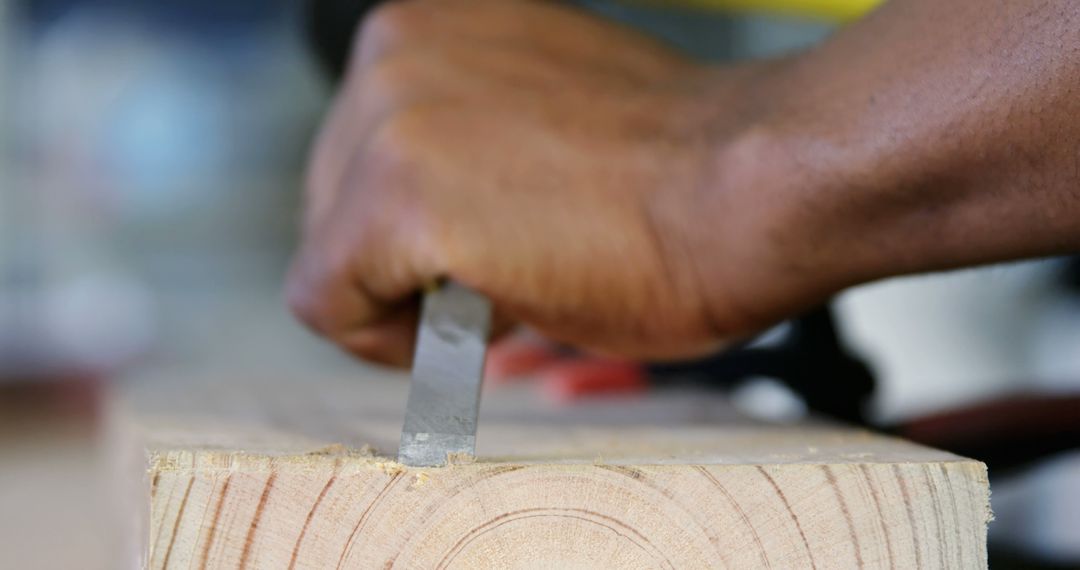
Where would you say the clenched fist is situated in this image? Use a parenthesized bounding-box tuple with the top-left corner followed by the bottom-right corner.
(287, 0, 791, 365)
(289, 0, 1080, 367)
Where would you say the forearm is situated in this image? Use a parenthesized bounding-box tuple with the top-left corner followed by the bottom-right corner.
(794, 0, 1080, 270)
(703, 0, 1080, 317)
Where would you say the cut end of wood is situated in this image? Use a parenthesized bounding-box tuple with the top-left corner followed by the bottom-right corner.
(132, 376, 990, 569)
(144, 421, 990, 569)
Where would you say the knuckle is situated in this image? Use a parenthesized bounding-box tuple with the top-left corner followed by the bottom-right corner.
(285, 255, 344, 335)
(359, 113, 447, 231)
(342, 333, 401, 367)
(353, 1, 422, 60)
(362, 55, 415, 99)
(367, 1, 421, 34)
(360, 108, 455, 265)
(304, 139, 338, 203)
(286, 280, 326, 333)
(366, 106, 435, 168)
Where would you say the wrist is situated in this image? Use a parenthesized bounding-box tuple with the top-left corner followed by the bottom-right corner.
(709, 127, 858, 332)
(656, 65, 868, 337)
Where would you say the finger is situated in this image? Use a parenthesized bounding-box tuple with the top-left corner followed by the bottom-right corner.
(338, 301, 421, 367)
(304, 59, 419, 232)
(286, 232, 387, 339)
(303, 75, 367, 231)
(342, 295, 512, 369)
(299, 132, 453, 349)
(306, 2, 446, 232)
(288, 210, 427, 364)
(290, 150, 406, 339)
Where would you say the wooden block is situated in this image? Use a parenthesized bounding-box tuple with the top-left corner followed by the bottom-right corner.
(136, 377, 990, 569)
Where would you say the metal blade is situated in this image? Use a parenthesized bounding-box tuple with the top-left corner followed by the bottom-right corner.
(398, 282, 492, 467)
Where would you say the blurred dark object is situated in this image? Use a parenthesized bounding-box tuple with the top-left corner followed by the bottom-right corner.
(894, 393, 1080, 476)
(989, 547, 1080, 570)
(650, 306, 875, 425)
(1060, 256, 1080, 292)
(0, 374, 103, 431)
(306, 0, 379, 79)
(648, 306, 1080, 477)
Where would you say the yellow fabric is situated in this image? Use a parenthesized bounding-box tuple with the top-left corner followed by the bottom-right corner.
(634, 0, 883, 22)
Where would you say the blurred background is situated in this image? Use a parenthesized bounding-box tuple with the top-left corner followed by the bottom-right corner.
(1, 0, 1078, 568)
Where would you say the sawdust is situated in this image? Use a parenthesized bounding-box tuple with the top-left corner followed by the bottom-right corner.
(371, 459, 406, 476)
(306, 443, 378, 457)
(445, 452, 476, 466)
(411, 471, 431, 488)
(148, 445, 411, 475)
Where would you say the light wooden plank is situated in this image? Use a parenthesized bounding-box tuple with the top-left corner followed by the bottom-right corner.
(135, 375, 990, 569)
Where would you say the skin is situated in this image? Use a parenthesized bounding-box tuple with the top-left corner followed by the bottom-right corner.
(287, 0, 1080, 367)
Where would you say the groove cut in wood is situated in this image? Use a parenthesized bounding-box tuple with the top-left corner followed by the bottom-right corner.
(136, 379, 990, 569)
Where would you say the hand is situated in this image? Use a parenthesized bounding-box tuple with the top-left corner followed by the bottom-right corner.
(286, 0, 792, 365)
(289, 0, 1080, 368)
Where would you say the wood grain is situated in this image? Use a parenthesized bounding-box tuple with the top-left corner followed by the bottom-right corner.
(136, 377, 990, 569)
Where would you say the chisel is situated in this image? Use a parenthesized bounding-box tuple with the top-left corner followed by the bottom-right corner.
(398, 282, 493, 467)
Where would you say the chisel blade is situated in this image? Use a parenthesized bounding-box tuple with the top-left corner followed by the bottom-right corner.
(398, 282, 492, 467)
